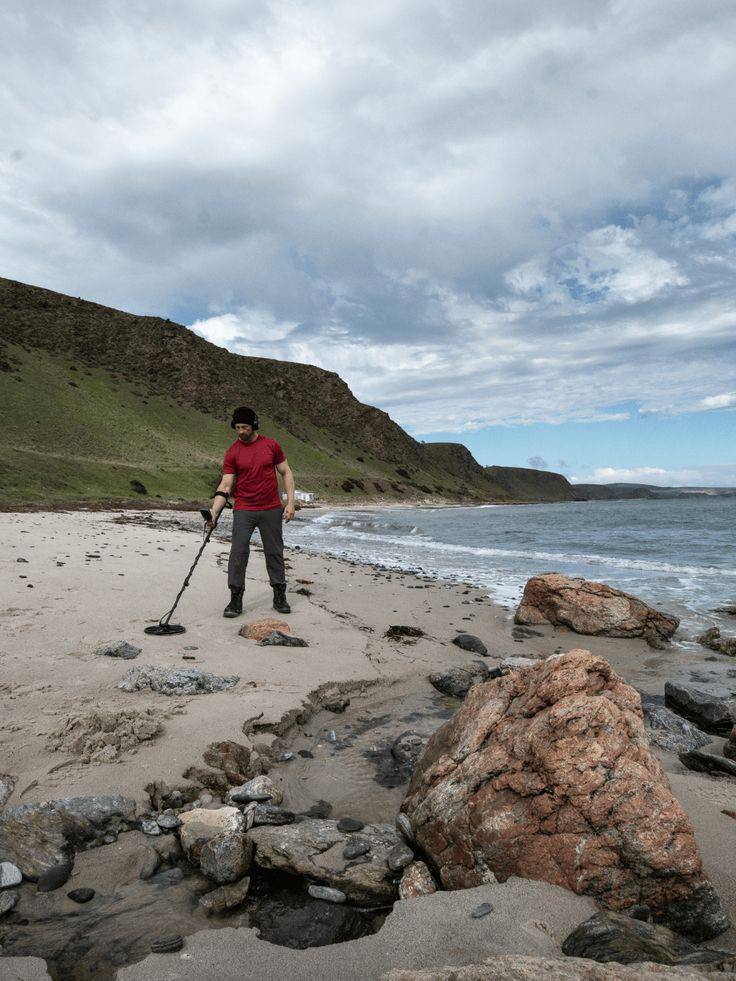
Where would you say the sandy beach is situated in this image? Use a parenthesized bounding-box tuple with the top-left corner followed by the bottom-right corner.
(1, 508, 736, 979)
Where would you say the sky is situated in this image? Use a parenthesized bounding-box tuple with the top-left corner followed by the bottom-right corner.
(1, 0, 735, 485)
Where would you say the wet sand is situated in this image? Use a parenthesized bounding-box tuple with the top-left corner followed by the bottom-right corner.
(1, 508, 736, 979)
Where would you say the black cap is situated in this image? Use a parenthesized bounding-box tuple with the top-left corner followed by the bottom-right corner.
(231, 406, 259, 430)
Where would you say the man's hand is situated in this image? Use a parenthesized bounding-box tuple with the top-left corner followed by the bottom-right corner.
(283, 503, 295, 523)
(205, 516, 217, 530)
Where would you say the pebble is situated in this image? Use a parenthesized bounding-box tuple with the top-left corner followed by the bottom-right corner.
(0, 862, 22, 888)
(0, 891, 19, 916)
(388, 842, 414, 871)
(151, 935, 184, 953)
(156, 867, 185, 885)
(308, 884, 347, 904)
(471, 902, 493, 918)
(38, 861, 73, 893)
(395, 813, 416, 846)
(326, 730, 338, 743)
(337, 817, 365, 833)
(67, 888, 95, 904)
(343, 840, 371, 859)
(277, 752, 294, 762)
(141, 818, 162, 836)
(298, 750, 314, 759)
(157, 811, 182, 831)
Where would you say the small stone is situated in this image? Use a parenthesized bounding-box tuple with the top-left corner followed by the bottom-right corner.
(337, 817, 365, 833)
(452, 633, 489, 656)
(343, 840, 371, 859)
(37, 860, 73, 893)
(252, 804, 295, 826)
(157, 810, 182, 831)
(0, 862, 22, 888)
(67, 887, 95, 903)
(141, 818, 162, 836)
(388, 842, 414, 871)
(95, 640, 141, 660)
(228, 776, 283, 806)
(0, 891, 19, 916)
(471, 902, 494, 918)
(308, 884, 346, 904)
(298, 750, 314, 759)
(150, 935, 184, 953)
(326, 730, 338, 743)
(139, 848, 161, 880)
(396, 813, 415, 846)
(278, 752, 294, 762)
(259, 631, 309, 647)
(399, 861, 437, 899)
(199, 876, 251, 914)
(200, 832, 253, 885)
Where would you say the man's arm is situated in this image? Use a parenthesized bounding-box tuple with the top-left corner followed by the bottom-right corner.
(208, 473, 235, 527)
(276, 459, 295, 522)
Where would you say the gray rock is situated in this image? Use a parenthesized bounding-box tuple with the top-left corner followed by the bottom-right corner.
(200, 832, 253, 885)
(259, 631, 309, 647)
(117, 665, 239, 696)
(0, 890, 19, 916)
(228, 776, 283, 807)
(67, 887, 95, 903)
(388, 842, 414, 871)
(452, 634, 488, 656)
(643, 703, 712, 754)
(0, 774, 15, 809)
(395, 813, 416, 847)
(156, 810, 181, 831)
(343, 840, 371, 860)
(249, 818, 403, 905)
(562, 910, 734, 965)
(95, 640, 141, 660)
(252, 804, 296, 826)
(277, 752, 295, 762)
(37, 860, 73, 893)
(308, 884, 347, 904)
(0, 795, 137, 880)
(0, 861, 22, 888)
(679, 749, 736, 778)
(140, 818, 161, 836)
(472, 902, 494, 918)
(150, 935, 184, 953)
(391, 731, 427, 771)
(664, 682, 736, 735)
(138, 847, 160, 880)
(199, 876, 251, 914)
(429, 663, 491, 699)
(337, 817, 365, 833)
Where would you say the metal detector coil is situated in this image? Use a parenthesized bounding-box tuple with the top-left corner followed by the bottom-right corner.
(145, 523, 215, 636)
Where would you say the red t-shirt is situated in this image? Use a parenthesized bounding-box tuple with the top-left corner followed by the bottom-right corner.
(223, 436, 286, 510)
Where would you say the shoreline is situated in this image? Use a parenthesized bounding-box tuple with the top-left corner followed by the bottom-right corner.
(2, 508, 736, 977)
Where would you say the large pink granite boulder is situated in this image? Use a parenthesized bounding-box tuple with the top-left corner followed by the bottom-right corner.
(402, 650, 727, 940)
(514, 574, 678, 646)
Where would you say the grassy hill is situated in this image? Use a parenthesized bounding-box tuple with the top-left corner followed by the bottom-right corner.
(0, 276, 574, 508)
(484, 466, 576, 502)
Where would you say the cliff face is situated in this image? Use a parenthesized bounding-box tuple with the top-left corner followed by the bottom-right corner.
(484, 466, 576, 502)
(0, 276, 580, 507)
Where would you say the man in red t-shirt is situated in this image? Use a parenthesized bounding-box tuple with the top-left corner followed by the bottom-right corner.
(208, 406, 295, 617)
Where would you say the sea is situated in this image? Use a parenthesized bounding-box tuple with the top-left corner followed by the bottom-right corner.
(284, 497, 736, 634)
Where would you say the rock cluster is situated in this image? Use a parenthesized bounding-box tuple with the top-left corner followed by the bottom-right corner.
(248, 818, 406, 905)
(402, 649, 729, 940)
(0, 795, 137, 880)
(117, 665, 239, 695)
(698, 627, 736, 657)
(514, 574, 679, 646)
(664, 683, 736, 736)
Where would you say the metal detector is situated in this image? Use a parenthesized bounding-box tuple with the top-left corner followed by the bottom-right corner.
(144, 509, 215, 636)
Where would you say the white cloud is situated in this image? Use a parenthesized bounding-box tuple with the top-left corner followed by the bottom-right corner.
(570, 464, 736, 487)
(0, 1, 735, 437)
(697, 392, 736, 410)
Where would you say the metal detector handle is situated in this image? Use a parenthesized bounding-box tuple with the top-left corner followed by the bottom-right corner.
(200, 508, 213, 523)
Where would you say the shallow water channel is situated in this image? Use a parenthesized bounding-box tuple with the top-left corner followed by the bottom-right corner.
(0, 685, 456, 980)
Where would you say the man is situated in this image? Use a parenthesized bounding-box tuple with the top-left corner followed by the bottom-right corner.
(208, 406, 295, 618)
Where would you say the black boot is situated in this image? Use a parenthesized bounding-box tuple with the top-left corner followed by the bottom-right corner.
(223, 587, 244, 618)
(272, 583, 291, 614)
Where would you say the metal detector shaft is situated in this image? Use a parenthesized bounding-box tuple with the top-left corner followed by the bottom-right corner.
(145, 524, 215, 636)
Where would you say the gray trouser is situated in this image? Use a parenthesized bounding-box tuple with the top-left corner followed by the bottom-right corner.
(228, 506, 285, 590)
